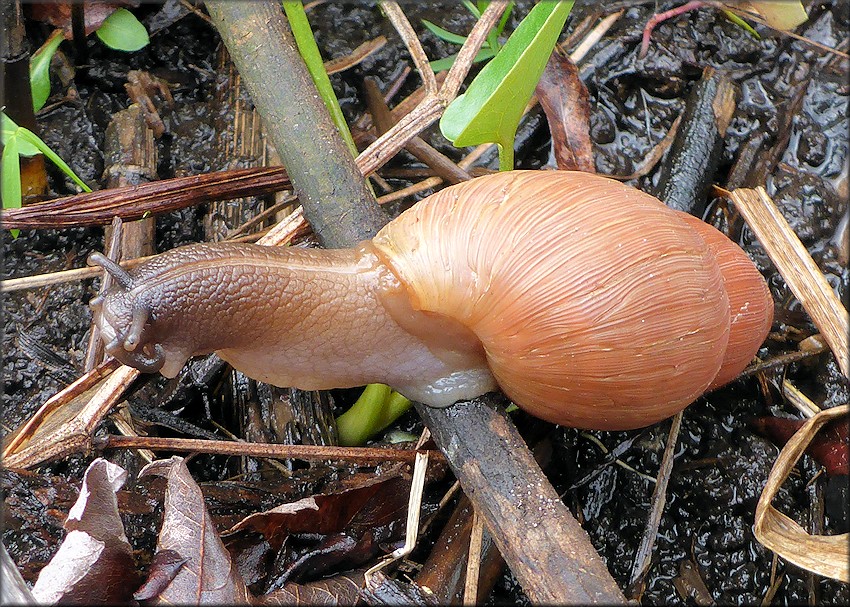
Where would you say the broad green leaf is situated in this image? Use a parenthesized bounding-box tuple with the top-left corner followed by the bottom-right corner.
(2, 113, 40, 156)
(95, 8, 149, 52)
(1, 134, 22, 211)
(422, 19, 469, 45)
(440, 1, 574, 171)
(429, 46, 497, 73)
(30, 30, 64, 112)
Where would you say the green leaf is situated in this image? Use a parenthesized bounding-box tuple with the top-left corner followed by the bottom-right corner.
(721, 9, 761, 39)
(429, 46, 497, 73)
(282, 0, 359, 159)
(95, 8, 149, 52)
(462, 0, 482, 18)
(495, 0, 515, 37)
(17, 128, 91, 192)
(2, 113, 40, 156)
(30, 30, 64, 112)
(421, 19, 469, 45)
(1, 134, 22, 211)
(440, 1, 574, 171)
(335, 384, 412, 446)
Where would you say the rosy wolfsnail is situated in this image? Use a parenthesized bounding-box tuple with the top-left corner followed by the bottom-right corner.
(89, 171, 773, 430)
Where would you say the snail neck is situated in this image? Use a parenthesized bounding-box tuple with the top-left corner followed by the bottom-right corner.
(147, 243, 496, 405)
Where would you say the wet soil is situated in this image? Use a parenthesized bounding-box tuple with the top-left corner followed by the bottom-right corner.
(3, 1, 848, 604)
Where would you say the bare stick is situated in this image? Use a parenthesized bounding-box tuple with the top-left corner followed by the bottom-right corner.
(380, 1, 437, 95)
(96, 435, 444, 465)
(627, 412, 683, 594)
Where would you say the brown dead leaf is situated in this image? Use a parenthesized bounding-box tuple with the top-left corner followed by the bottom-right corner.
(360, 570, 438, 605)
(225, 473, 412, 588)
(259, 571, 366, 605)
(133, 549, 189, 601)
(3, 360, 137, 470)
(30, 458, 140, 605)
(140, 456, 252, 604)
(29, 0, 140, 38)
(535, 49, 595, 173)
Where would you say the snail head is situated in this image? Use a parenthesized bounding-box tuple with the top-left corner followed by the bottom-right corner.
(87, 252, 165, 373)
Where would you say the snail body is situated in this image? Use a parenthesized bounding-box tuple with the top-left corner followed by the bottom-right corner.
(91, 171, 773, 430)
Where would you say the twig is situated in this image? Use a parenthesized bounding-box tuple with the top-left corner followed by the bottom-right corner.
(355, 1, 507, 178)
(379, 2, 437, 95)
(627, 412, 684, 595)
(0, 166, 291, 229)
(96, 435, 444, 465)
(463, 510, 484, 605)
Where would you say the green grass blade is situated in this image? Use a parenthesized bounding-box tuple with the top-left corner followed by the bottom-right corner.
(2, 112, 41, 158)
(721, 9, 761, 39)
(1, 134, 22, 211)
(429, 46, 497, 73)
(496, 1, 515, 37)
(421, 19, 469, 45)
(17, 127, 91, 192)
(462, 0, 482, 18)
(282, 0, 359, 159)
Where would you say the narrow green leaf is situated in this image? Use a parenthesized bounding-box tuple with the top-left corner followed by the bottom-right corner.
(1, 134, 22, 211)
(2, 113, 40, 156)
(440, 1, 574, 170)
(495, 0, 515, 37)
(282, 0, 359, 159)
(1, 112, 17, 143)
(421, 19, 469, 45)
(95, 8, 149, 52)
(462, 0, 482, 18)
(30, 30, 64, 112)
(721, 9, 761, 39)
(17, 127, 91, 192)
(429, 46, 497, 73)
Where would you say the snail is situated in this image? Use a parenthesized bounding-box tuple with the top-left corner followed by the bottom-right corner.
(89, 171, 773, 430)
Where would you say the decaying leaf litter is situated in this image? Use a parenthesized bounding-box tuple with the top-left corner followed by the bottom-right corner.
(2, 1, 848, 604)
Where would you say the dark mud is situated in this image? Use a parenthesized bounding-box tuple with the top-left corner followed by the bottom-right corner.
(3, 1, 848, 604)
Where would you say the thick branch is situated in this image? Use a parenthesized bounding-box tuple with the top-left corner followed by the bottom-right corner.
(206, 0, 385, 246)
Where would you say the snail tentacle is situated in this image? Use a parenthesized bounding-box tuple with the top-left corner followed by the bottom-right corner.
(87, 252, 134, 290)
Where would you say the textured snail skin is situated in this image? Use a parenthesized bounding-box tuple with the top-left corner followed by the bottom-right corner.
(90, 171, 773, 430)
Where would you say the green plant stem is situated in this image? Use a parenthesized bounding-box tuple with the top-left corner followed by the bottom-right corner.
(336, 384, 413, 446)
(281, 0, 359, 159)
(498, 141, 514, 172)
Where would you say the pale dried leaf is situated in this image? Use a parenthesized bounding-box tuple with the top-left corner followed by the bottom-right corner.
(729, 187, 849, 377)
(754, 405, 849, 582)
(31, 458, 138, 604)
